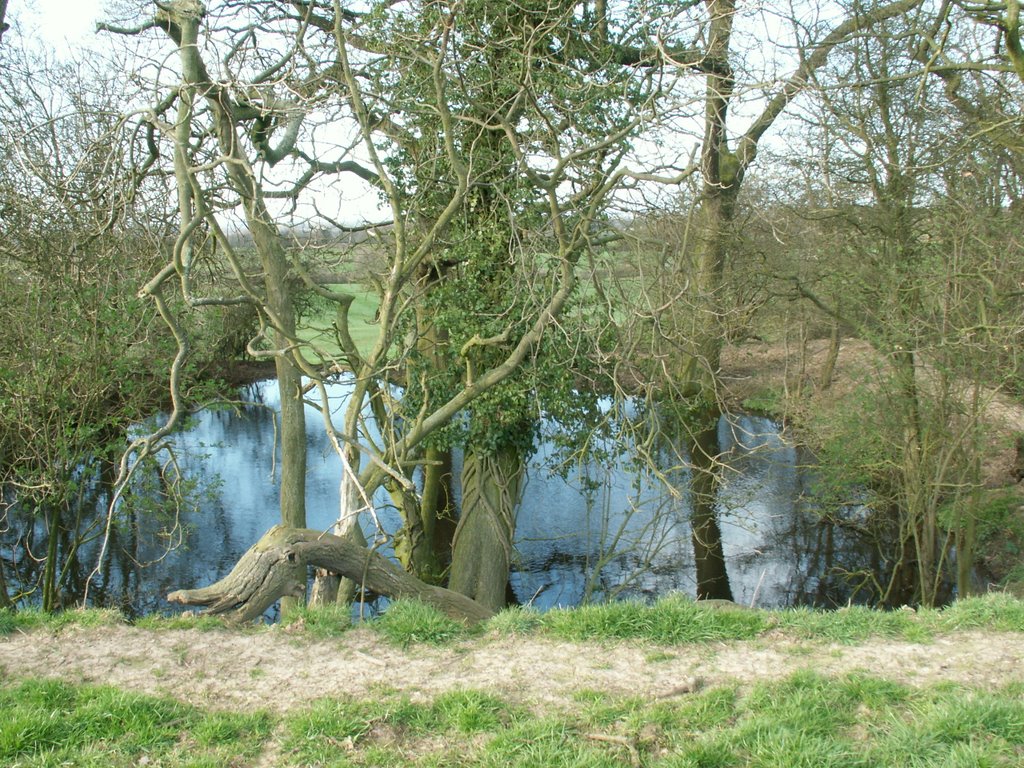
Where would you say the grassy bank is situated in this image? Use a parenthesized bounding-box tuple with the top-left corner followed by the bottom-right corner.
(2, 594, 1024, 766)
(4, 672, 1022, 767)
(8, 591, 1023, 645)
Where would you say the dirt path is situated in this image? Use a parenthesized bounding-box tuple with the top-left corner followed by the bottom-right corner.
(2, 625, 1021, 712)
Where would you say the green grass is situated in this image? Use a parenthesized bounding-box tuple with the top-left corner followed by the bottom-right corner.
(776, 593, 1024, 644)
(0, 678, 272, 767)
(7, 593, 1024, 648)
(933, 591, 1024, 632)
(297, 282, 381, 362)
(662, 673, 1024, 768)
(283, 697, 386, 763)
(371, 599, 474, 646)
(279, 673, 1024, 767)
(371, 593, 763, 649)
(484, 604, 544, 635)
(430, 690, 520, 733)
(774, 603, 928, 643)
(0, 607, 124, 635)
(280, 602, 355, 638)
(4, 670, 1024, 767)
(483, 593, 1024, 648)
(535, 593, 768, 644)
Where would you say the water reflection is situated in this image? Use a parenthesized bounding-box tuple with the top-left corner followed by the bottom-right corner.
(2, 378, 897, 615)
(512, 411, 827, 609)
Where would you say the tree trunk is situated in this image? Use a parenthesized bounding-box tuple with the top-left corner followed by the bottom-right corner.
(664, 2, 738, 606)
(273, 341, 307, 615)
(817, 319, 842, 392)
(0, 551, 14, 611)
(395, 447, 456, 585)
(956, 501, 978, 599)
(448, 446, 524, 612)
(166, 3, 308, 611)
(423, 447, 457, 572)
(168, 525, 493, 624)
(396, 265, 457, 584)
(688, 420, 734, 601)
(892, 348, 939, 606)
(42, 505, 60, 612)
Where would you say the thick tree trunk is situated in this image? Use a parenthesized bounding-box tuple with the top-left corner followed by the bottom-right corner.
(392, 264, 457, 584)
(422, 447, 457, 575)
(273, 340, 307, 614)
(668, 3, 737, 606)
(448, 446, 524, 612)
(167, 525, 494, 624)
(664, 1, 738, 400)
(266, 286, 306, 538)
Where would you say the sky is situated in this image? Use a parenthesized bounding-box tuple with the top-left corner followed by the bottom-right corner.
(13, 0, 108, 49)
(7, 1, 804, 227)
(7, 0, 390, 228)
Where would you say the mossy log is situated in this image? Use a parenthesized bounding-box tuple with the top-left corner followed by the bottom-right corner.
(167, 525, 494, 624)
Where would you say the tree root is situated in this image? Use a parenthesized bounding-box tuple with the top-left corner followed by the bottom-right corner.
(167, 525, 494, 624)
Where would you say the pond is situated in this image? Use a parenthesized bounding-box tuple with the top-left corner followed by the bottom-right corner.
(1, 377, 890, 616)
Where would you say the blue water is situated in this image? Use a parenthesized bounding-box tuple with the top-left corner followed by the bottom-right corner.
(2, 377, 875, 615)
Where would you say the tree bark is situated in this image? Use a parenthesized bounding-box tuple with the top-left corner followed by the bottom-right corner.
(167, 525, 494, 624)
(688, 421, 734, 602)
(893, 349, 939, 607)
(395, 446, 456, 585)
(0, 554, 14, 611)
(817, 319, 842, 392)
(448, 446, 524, 612)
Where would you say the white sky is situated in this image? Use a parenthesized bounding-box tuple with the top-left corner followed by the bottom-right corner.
(11, 0, 108, 49)
(7, 1, 807, 226)
(6, 0, 392, 228)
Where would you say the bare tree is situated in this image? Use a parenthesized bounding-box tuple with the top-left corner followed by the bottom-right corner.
(781, 7, 1024, 606)
(0, 40, 194, 611)
(612, 0, 927, 600)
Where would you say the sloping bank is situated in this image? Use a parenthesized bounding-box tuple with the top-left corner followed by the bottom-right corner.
(2, 594, 1024, 766)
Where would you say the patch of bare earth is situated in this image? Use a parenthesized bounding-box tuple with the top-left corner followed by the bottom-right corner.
(2, 624, 1022, 714)
(722, 338, 1024, 486)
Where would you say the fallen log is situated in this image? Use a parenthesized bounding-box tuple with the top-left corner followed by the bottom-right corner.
(167, 525, 494, 624)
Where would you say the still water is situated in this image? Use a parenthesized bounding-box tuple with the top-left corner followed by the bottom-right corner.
(2, 377, 880, 616)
